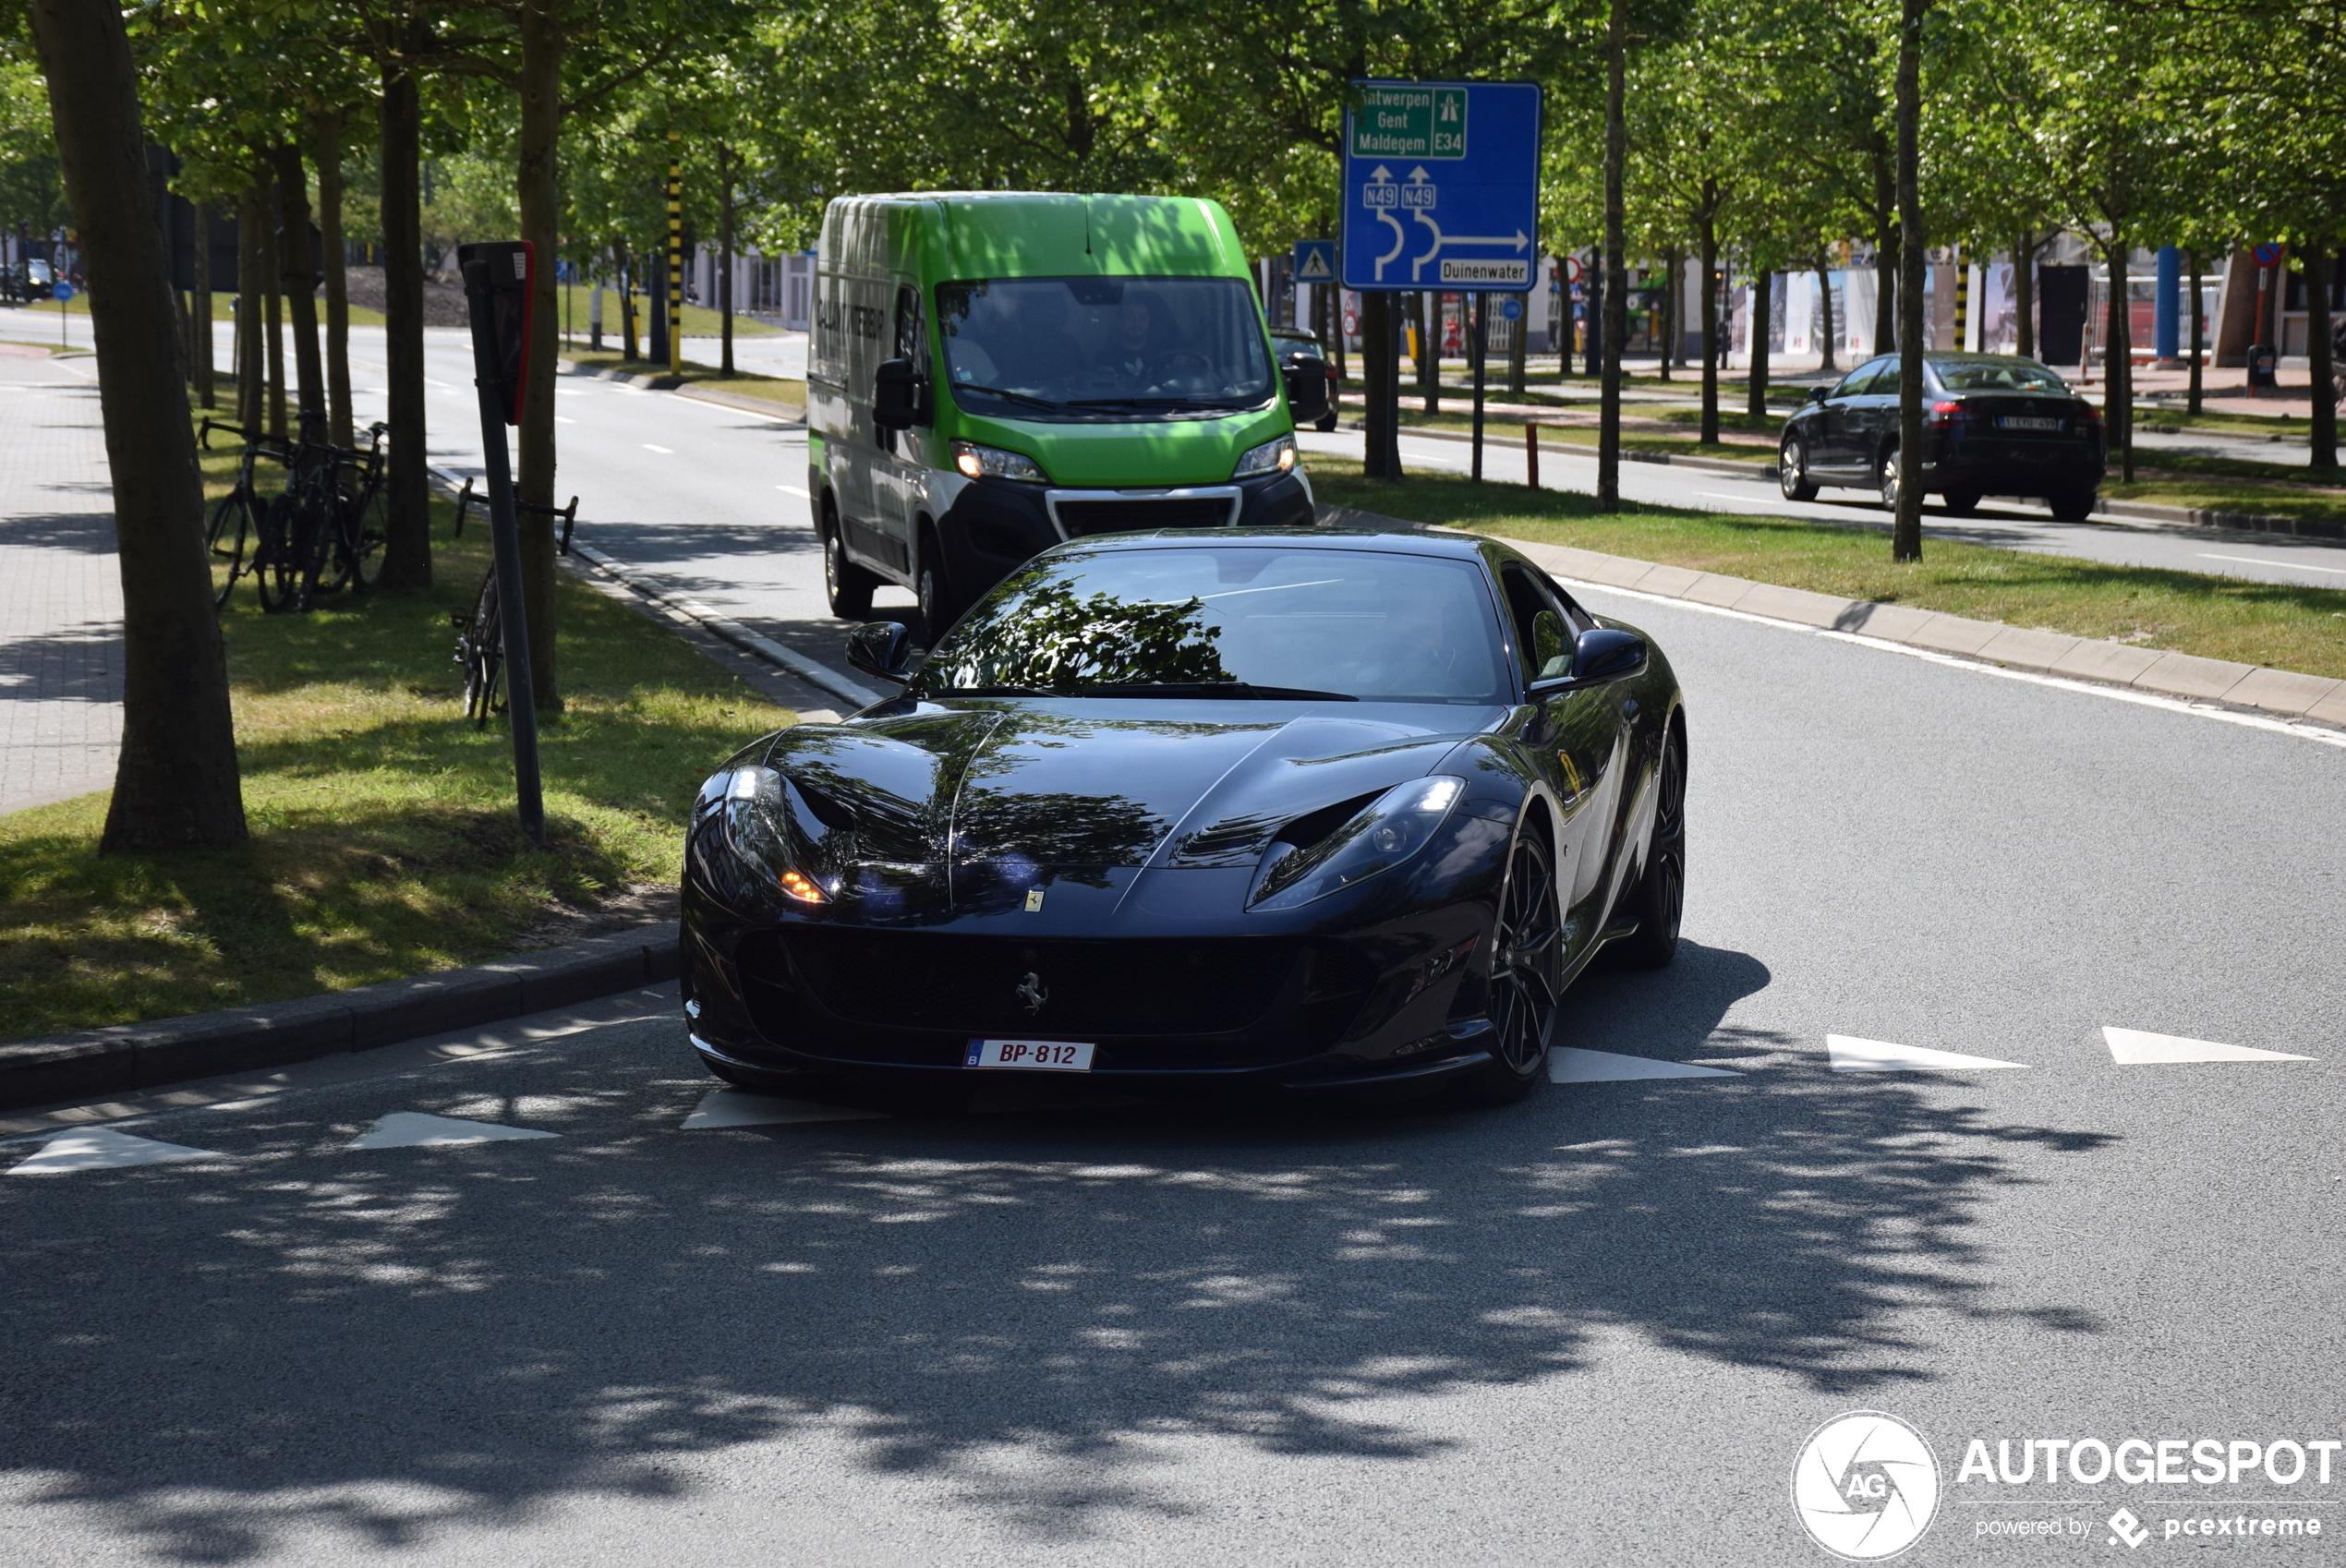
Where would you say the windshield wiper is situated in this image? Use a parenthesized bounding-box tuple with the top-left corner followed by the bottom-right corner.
(1080, 681, 1358, 701)
(949, 384, 1063, 413)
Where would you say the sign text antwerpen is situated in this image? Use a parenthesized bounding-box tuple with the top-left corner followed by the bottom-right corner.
(1350, 86, 1468, 160)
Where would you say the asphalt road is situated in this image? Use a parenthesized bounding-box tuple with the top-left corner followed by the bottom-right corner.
(6, 547, 2345, 1565)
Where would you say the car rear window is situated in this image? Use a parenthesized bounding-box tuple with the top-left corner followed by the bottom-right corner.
(1931, 359, 2072, 393)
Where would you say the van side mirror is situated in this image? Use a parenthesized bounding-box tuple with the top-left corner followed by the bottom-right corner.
(873, 358, 925, 431)
(1528, 628, 1647, 695)
(845, 621, 918, 682)
(1283, 356, 1331, 423)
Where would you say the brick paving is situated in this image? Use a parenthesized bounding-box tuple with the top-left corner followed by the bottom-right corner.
(0, 351, 122, 815)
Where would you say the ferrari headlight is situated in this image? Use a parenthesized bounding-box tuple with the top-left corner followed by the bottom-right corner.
(951, 440, 1046, 483)
(1248, 776, 1464, 911)
(1232, 433, 1298, 479)
(698, 766, 827, 903)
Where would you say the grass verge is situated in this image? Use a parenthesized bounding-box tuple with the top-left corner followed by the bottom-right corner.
(0, 446, 797, 1043)
(558, 343, 804, 408)
(554, 284, 779, 339)
(1307, 454, 2346, 679)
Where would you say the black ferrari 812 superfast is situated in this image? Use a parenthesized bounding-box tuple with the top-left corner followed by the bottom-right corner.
(681, 526, 1686, 1105)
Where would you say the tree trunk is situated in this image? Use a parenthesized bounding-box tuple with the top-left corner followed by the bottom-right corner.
(2186, 248, 2204, 416)
(260, 158, 286, 440)
(30, 0, 246, 851)
(1892, 0, 1927, 563)
(1416, 290, 1438, 416)
(236, 182, 264, 430)
(2106, 240, 2132, 480)
(1816, 255, 1837, 372)
(1699, 207, 1719, 445)
(1362, 288, 1394, 480)
(192, 198, 214, 408)
(1746, 266, 1772, 422)
(719, 144, 735, 377)
(313, 109, 352, 448)
(2300, 246, 2333, 468)
(1872, 144, 1898, 355)
(272, 142, 323, 431)
(514, 0, 566, 713)
(2015, 230, 2035, 359)
(1598, 0, 1626, 513)
(619, 244, 639, 360)
(1658, 248, 1677, 381)
(376, 38, 429, 593)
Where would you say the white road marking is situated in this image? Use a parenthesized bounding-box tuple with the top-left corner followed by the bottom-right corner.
(642, 443, 673, 454)
(1700, 490, 1778, 502)
(553, 415, 575, 425)
(2197, 552, 2346, 576)
(346, 1112, 558, 1149)
(8, 1128, 223, 1175)
(1549, 1047, 1742, 1083)
(1826, 1034, 2028, 1072)
(2101, 1027, 2315, 1066)
(776, 484, 808, 497)
(681, 1091, 886, 1129)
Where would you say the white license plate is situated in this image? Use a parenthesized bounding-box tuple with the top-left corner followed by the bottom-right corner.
(964, 1038, 1094, 1072)
(2001, 416, 2061, 431)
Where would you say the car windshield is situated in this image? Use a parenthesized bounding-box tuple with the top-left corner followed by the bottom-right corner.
(935, 276, 1275, 418)
(1932, 358, 2071, 393)
(918, 547, 1512, 706)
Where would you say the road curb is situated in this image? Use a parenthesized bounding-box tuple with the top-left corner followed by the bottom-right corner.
(0, 923, 682, 1114)
(1348, 417, 1777, 478)
(1315, 503, 2346, 733)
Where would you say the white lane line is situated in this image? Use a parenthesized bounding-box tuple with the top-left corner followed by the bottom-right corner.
(346, 1112, 558, 1149)
(1557, 574, 2346, 751)
(554, 415, 576, 425)
(2198, 552, 2346, 576)
(642, 443, 673, 454)
(1826, 1034, 2028, 1072)
(776, 484, 808, 497)
(681, 1091, 886, 1129)
(1700, 490, 1778, 502)
(2102, 1027, 2315, 1066)
(1549, 1047, 1742, 1083)
(7, 1128, 224, 1175)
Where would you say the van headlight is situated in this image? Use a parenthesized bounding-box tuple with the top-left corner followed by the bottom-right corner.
(1232, 434, 1298, 479)
(951, 440, 1046, 482)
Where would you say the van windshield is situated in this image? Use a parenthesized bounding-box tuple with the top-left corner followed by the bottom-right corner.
(935, 277, 1274, 419)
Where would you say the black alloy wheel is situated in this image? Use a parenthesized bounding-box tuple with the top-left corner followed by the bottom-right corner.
(1614, 726, 1687, 970)
(1456, 828, 1562, 1104)
(1941, 489, 1982, 516)
(1780, 434, 1819, 501)
(822, 501, 876, 619)
(1876, 446, 1901, 513)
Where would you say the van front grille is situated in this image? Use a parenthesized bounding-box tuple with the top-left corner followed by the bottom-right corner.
(1056, 498, 1236, 537)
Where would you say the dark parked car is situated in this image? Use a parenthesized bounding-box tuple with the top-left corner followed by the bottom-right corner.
(1777, 352, 2105, 521)
(1271, 327, 1341, 432)
(682, 526, 1687, 1107)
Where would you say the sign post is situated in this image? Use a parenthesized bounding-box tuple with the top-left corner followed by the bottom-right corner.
(51, 281, 72, 347)
(455, 240, 547, 848)
(1342, 80, 1541, 484)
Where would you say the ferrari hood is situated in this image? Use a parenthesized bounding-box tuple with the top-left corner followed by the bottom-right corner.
(761, 701, 1486, 909)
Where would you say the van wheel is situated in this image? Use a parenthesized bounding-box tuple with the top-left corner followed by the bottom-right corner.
(915, 527, 961, 641)
(822, 501, 876, 620)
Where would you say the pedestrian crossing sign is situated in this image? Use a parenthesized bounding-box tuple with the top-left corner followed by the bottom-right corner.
(1293, 240, 1336, 283)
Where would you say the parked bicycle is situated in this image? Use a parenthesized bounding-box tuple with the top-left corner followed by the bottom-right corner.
(449, 479, 580, 729)
(297, 420, 392, 604)
(199, 418, 293, 609)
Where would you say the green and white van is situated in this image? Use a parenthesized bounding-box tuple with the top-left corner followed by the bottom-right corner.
(806, 192, 1327, 630)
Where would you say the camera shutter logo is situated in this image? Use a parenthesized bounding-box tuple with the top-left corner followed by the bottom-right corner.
(1790, 1411, 1941, 1560)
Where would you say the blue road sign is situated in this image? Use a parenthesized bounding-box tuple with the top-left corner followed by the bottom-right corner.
(1292, 239, 1336, 285)
(2252, 242, 2283, 268)
(1496, 295, 1523, 321)
(1341, 80, 1542, 293)
(50, 282, 73, 303)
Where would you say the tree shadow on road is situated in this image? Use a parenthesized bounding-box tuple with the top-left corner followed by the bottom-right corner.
(0, 950, 2118, 1559)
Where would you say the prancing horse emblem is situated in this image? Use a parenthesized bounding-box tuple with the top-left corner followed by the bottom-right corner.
(1016, 971, 1047, 1015)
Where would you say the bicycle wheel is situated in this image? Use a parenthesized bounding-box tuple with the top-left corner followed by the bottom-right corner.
(255, 493, 303, 614)
(206, 489, 254, 609)
(348, 481, 390, 590)
(296, 484, 345, 607)
(460, 570, 504, 727)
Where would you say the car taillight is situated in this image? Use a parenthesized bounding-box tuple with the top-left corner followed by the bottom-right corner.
(1926, 400, 1964, 428)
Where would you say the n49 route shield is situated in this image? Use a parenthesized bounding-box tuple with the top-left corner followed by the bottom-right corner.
(1342, 79, 1542, 292)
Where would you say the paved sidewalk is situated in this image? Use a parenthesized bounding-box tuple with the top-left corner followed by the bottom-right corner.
(0, 350, 120, 815)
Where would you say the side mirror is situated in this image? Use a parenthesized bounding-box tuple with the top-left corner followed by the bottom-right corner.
(1283, 356, 1331, 423)
(1528, 628, 1646, 695)
(844, 621, 917, 683)
(1807, 386, 1829, 405)
(873, 358, 925, 431)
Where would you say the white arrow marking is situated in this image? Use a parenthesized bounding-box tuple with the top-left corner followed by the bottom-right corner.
(1411, 212, 1443, 279)
(1369, 164, 1392, 183)
(1826, 1034, 2028, 1072)
(7, 1128, 224, 1176)
(1406, 165, 1433, 184)
(1550, 1048, 1743, 1083)
(346, 1112, 559, 1150)
(1374, 210, 1407, 279)
(1439, 230, 1531, 251)
(2102, 1027, 2315, 1066)
(682, 1091, 888, 1129)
